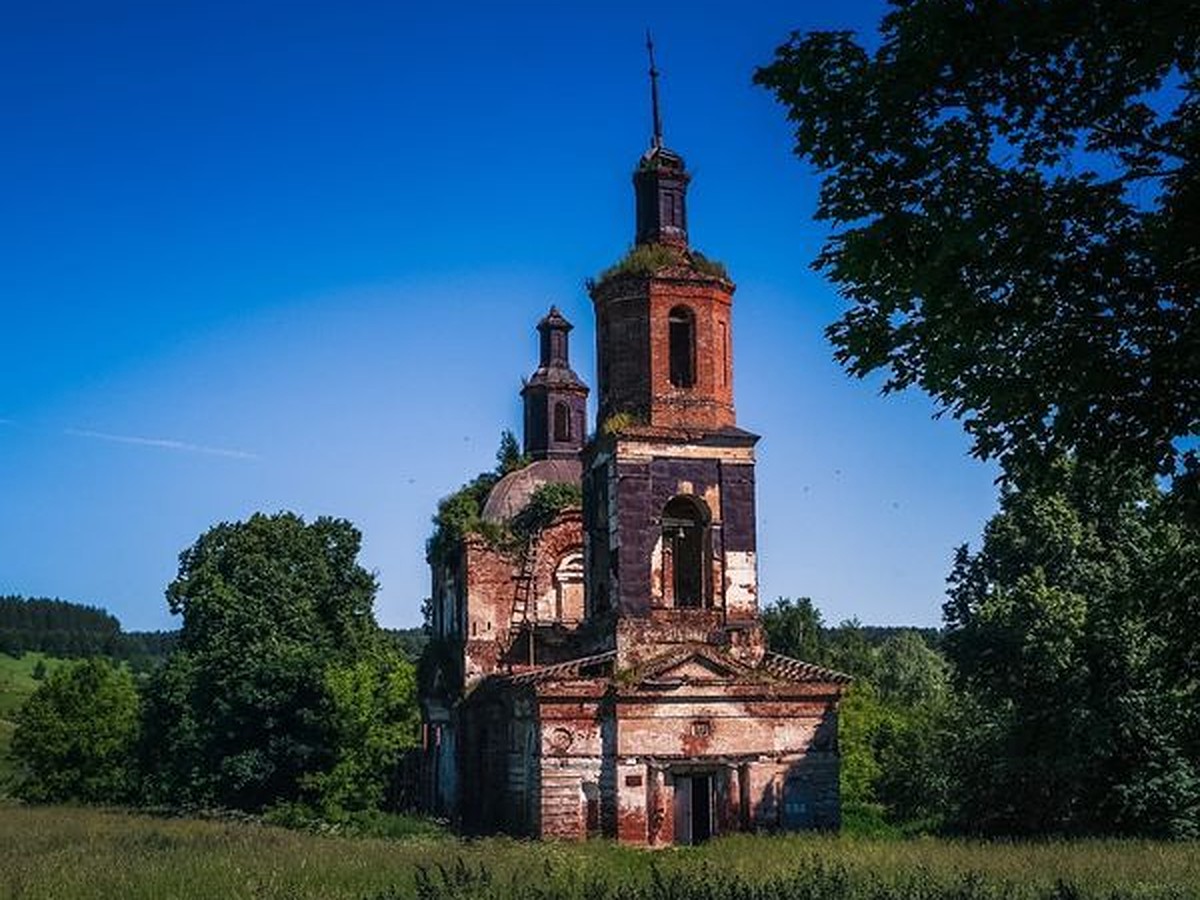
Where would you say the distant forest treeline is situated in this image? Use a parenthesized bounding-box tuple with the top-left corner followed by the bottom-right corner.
(1, 594, 926, 667)
(0, 595, 174, 664)
(0, 594, 428, 664)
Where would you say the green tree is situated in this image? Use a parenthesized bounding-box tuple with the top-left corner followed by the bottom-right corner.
(142, 512, 404, 812)
(874, 630, 949, 709)
(868, 632, 954, 826)
(944, 461, 1200, 837)
(495, 429, 528, 475)
(755, 1, 1198, 479)
(762, 597, 826, 664)
(10, 658, 140, 803)
(303, 648, 420, 815)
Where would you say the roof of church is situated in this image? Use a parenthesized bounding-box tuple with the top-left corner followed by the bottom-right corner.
(522, 364, 588, 391)
(500, 646, 851, 687)
(480, 458, 582, 524)
(760, 652, 853, 684)
(507, 650, 616, 685)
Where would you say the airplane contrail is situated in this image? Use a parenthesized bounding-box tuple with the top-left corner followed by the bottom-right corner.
(65, 428, 259, 460)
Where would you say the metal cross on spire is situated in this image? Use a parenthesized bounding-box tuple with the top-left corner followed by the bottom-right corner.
(646, 30, 663, 150)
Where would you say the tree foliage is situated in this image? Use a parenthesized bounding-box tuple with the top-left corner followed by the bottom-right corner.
(755, 0, 1199, 478)
(426, 431, 534, 567)
(495, 429, 529, 476)
(10, 657, 140, 803)
(142, 512, 415, 812)
(511, 481, 583, 539)
(0, 595, 178, 669)
(303, 648, 421, 815)
(944, 460, 1200, 837)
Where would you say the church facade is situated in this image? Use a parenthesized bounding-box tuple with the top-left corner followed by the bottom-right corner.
(419, 119, 848, 845)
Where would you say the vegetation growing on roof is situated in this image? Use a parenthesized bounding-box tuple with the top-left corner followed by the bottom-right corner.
(510, 482, 583, 541)
(588, 244, 728, 290)
(600, 411, 644, 436)
(425, 431, 528, 567)
(494, 430, 530, 476)
(689, 250, 729, 280)
(425, 430, 585, 566)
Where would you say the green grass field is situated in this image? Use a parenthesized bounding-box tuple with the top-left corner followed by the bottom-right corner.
(0, 805, 1197, 900)
(0, 652, 69, 792)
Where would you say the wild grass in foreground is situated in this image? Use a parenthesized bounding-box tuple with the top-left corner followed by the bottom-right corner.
(1, 805, 1198, 900)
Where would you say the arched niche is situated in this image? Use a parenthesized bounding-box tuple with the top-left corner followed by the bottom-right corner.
(668, 305, 696, 388)
(660, 495, 711, 608)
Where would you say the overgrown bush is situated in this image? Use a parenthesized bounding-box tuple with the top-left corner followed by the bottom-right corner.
(511, 482, 583, 539)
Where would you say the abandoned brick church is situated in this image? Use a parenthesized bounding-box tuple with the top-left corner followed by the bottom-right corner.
(419, 94, 849, 844)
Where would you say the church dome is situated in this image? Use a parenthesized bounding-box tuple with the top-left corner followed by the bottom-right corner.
(480, 458, 582, 524)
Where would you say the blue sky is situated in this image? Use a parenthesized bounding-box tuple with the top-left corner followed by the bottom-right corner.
(0, 0, 998, 631)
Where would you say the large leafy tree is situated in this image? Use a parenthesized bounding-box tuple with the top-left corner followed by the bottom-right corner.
(944, 461, 1200, 836)
(10, 658, 141, 803)
(755, 0, 1199, 479)
(142, 512, 415, 811)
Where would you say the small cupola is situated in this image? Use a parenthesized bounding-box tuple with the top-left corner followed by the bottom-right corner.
(522, 306, 589, 460)
(538, 305, 573, 368)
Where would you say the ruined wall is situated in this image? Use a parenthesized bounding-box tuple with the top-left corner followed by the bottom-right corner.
(645, 278, 735, 431)
(593, 287, 652, 424)
(610, 686, 842, 844)
(461, 538, 516, 684)
(582, 448, 618, 617)
(430, 557, 465, 639)
(743, 753, 841, 831)
(614, 691, 836, 758)
(598, 439, 758, 627)
(534, 682, 607, 840)
(529, 513, 585, 626)
(460, 512, 587, 683)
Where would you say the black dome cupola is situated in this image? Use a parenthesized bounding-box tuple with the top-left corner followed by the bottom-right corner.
(521, 306, 589, 460)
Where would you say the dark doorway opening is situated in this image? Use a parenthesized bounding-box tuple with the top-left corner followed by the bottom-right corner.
(690, 774, 712, 843)
(673, 772, 713, 845)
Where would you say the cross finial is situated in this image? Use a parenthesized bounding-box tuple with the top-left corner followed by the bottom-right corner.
(646, 30, 663, 150)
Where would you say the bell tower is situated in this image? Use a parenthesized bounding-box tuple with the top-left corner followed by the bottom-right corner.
(583, 41, 763, 669)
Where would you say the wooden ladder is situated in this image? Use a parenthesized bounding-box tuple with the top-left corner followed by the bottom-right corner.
(508, 533, 540, 643)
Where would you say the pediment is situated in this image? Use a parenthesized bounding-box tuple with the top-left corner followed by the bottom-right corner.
(638, 648, 751, 685)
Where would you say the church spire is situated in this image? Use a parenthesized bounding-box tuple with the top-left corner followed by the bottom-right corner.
(647, 30, 663, 150)
(634, 37, 689, 247)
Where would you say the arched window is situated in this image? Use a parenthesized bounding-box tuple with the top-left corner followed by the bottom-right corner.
(553, 401, 572, 442)
(668, 306, 695, 388)
(661, 495, 710, 608)
(552, 551, 585, 622)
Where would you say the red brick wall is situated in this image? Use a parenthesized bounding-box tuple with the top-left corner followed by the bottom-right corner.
(647, 278, 735, 431)
(591, 272, 736, 432)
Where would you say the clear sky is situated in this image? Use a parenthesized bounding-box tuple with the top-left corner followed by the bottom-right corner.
(0, 0, 998, 632)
